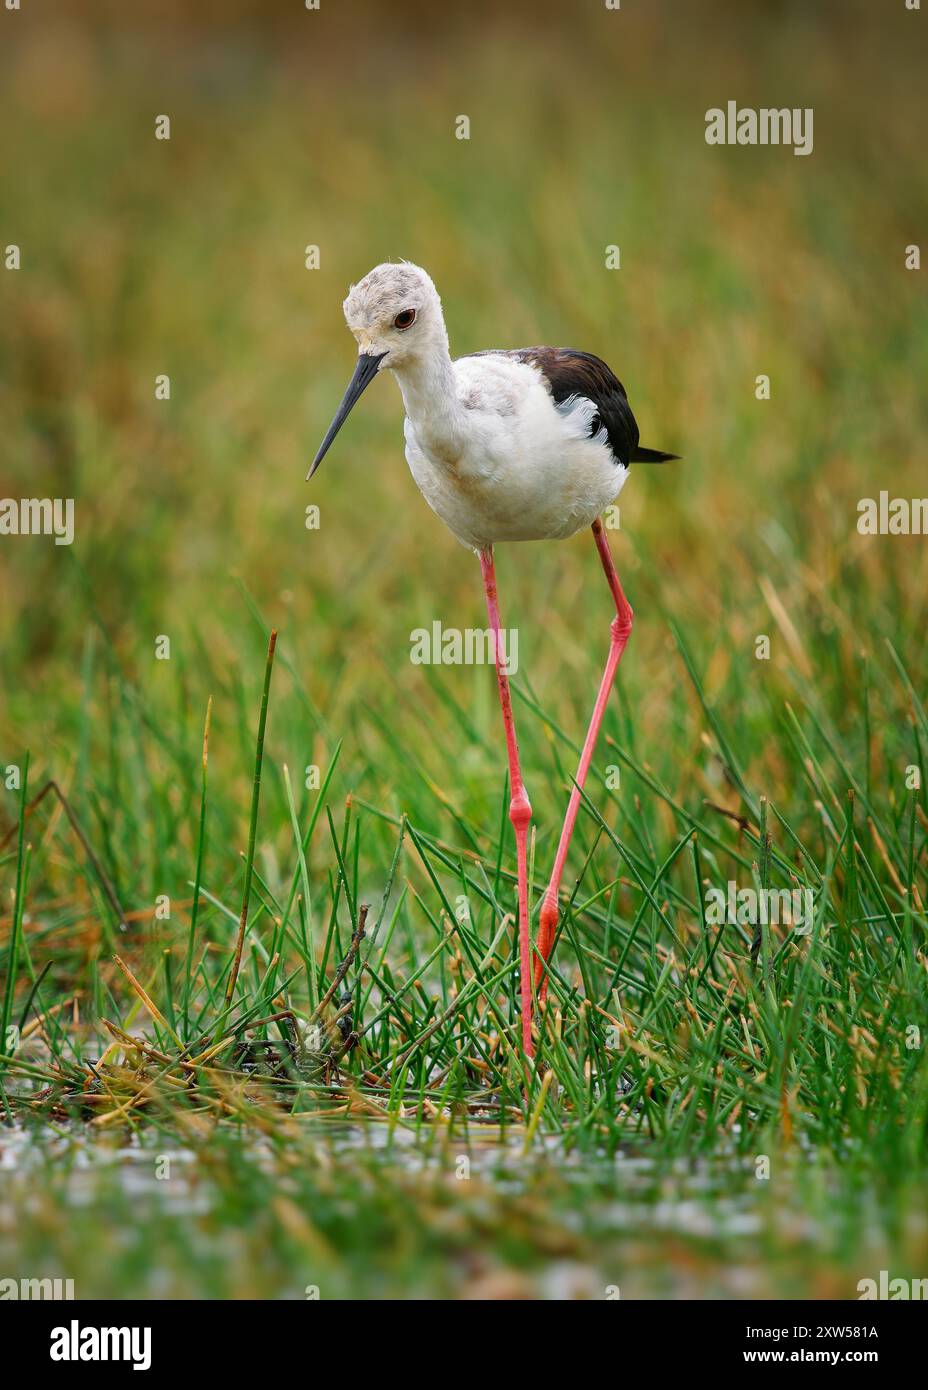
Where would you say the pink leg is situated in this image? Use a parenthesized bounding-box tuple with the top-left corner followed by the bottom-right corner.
(535, 518, 633, 999)
(479, 547, 534, 1058)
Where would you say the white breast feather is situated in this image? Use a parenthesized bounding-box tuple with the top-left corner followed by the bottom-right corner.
(402, 355, 628, 547)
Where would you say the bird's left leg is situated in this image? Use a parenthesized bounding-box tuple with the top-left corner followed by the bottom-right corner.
(479, 546, 535, 1058)
(534, 517, 633, 1000)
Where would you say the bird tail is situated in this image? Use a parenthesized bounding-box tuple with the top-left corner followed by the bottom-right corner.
(631, 446, 680, 463)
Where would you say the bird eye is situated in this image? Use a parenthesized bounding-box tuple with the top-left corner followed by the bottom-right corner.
(393, 308, 417, 330)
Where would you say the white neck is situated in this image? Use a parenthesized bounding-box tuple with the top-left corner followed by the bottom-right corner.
(391, 338, 462, 458)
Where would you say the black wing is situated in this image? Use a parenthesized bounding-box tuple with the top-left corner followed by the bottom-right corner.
(464, 347, 677, 465)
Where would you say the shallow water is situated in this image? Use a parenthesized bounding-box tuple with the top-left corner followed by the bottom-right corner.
(0, 1119, 917, 1299)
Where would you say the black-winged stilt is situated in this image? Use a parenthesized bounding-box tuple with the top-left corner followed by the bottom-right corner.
(309, 262, 677, 1059)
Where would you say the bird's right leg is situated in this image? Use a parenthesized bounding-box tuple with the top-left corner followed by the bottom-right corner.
(534, 517, 634, 1000)
(479, 546, 534, 1059)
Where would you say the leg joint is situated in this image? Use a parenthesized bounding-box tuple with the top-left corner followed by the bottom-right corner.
(509, 790, 532, 831)
(538, 894, 558, 938)
(611, 604, 633, 644)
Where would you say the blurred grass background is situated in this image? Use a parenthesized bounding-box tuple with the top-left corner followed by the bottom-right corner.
(1, 1, 926, 837)
(1, 0, 927, 1300)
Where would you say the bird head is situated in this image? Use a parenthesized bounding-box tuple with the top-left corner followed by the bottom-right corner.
(308, 262, 445, 478)
(343, 261, 444, 366)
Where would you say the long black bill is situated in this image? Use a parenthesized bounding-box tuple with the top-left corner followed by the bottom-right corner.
(307, 352, 386, 479)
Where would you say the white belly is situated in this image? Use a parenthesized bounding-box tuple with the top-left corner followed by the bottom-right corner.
(402, 358, 628, 549)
